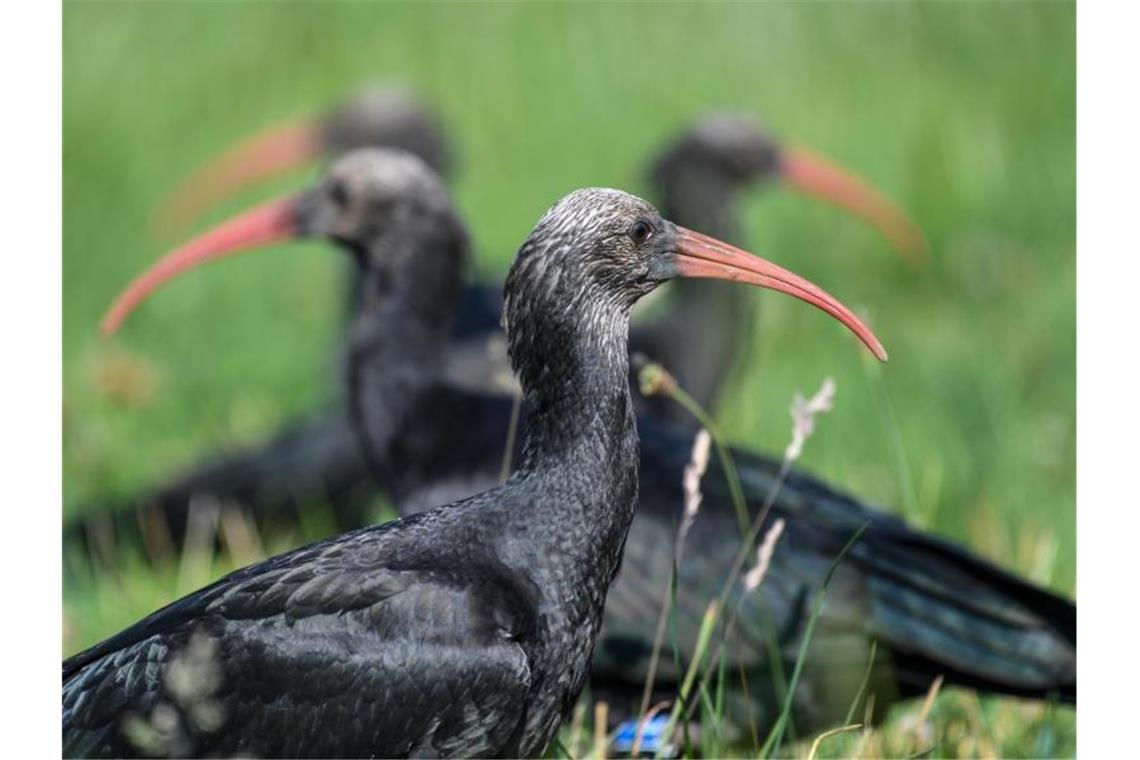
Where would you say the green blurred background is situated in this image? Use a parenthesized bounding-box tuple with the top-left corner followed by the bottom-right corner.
(63, 2, 1075, 756)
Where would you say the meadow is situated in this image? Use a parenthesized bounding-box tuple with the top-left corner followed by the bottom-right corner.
(63, 2, 1075, 756)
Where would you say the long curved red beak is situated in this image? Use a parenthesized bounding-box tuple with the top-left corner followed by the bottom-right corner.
(674, 226, 887, 361)
(153, 120, 318, 237)
(780, 146, 928, 262)
(103, 195, 301, 336)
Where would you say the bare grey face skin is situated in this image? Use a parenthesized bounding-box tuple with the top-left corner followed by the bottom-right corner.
(296, 149, 454, 250)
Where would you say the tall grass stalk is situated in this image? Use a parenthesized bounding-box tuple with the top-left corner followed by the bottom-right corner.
(637, 360, 750, 537)
(592, 702, 608, 760)
(551, 737, 572, 759)
(84, 513, 124, 589)
(918, 675, 944, 722)
(636, 428, 711, 728)
(684, 518, 789, 735)
(843, 641, 878, 728)
(680, 380, 837, 727)
(176, 496, 220, 595)
(709, 649, 728, 757)
(697, 679, 725, 757)
(743, 518, 786, 592)
(736, 661, 761, 750)
(862, 353, 919, 522)
(563, 702, 586, 759)
(758, 521, 871, 758)
(680, 511, 792, 729)
(136, 502, 176, 566)
(637, 362, 847, 753)
(758, 614, 790, 733)
(654, 600, 720, 760)
(218, 504, 265, 567)
(628, 701, 670, 758)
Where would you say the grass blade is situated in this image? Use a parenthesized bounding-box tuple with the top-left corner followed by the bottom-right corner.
(655, 600, 720, 759)
(843, 640, 878, 728)
(807, 723, 863, 760)
(759, 520, 871, 758)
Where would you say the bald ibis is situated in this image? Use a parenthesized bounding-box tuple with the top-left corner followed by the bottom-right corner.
(72, 86, 460, 549)
(640, 111, 925, 424)
(69, 151, 885, 756)
(89, 151, 1074, 750)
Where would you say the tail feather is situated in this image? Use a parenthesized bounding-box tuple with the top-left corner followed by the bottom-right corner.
(630, 415, 1075, 709)
(852, 533, 1074, 701)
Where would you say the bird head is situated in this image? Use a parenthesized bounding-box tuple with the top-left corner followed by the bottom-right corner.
(296, 148, 458, 260)
(319, 85, 453, 177)
(650, 112, 783, 190)
(104, 148, 462, 336)
(503, 187, 887, 363)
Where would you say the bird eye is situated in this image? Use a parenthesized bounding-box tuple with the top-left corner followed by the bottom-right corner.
(329, 180, 350, 209)
(629, 220, 654, 245)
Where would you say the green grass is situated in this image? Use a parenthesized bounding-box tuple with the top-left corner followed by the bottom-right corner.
(63, 2, 1075, 757)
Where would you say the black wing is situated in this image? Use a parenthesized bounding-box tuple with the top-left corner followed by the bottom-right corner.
(64, 518, 535, 758)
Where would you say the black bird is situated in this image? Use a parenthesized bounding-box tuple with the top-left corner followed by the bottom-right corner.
(71, 153, 884, 757)
(639, 111, 925, 424)
(72, 87, 462, 553)
(68, 106, 923, 552)
(95, 151, 1074, 748)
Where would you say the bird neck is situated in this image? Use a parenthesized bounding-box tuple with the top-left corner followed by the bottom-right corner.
(658, 165, 745, 243)
(345, 228, 466, 472)
(656, 166, 758, 381)
(513, 300, 636, 474)
(659, 166, 751, 313)
(499, 288, 641, 602)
